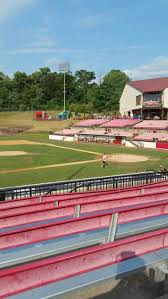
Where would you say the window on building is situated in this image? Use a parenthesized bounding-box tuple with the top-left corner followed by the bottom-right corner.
(143, 93, 161, 102)
(143, 93, 162, 107)
(136, 95, 141, 106)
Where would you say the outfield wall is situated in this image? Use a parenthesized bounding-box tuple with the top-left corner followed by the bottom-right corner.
(49, 134, 168, 150)
(49, 134, 78, 142)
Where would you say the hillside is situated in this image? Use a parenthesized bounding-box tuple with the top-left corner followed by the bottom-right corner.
(0, 111, 75, 133)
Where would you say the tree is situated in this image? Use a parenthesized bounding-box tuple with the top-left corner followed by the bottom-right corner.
(0, 67, 129, 113)
(0, 73, 13, 111)
(86, 83, 98, 113)
(75, 70, 96, 99)
(74, 70, 96, 115)
(95, 70, 130, 112)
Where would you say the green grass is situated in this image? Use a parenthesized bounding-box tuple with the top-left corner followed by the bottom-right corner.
(0, 133, 168, 187)
(0, 157, 165, 188)
(0, 144, 94, 171)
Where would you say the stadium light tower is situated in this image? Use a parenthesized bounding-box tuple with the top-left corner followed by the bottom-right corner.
(59, 62, 70, 111)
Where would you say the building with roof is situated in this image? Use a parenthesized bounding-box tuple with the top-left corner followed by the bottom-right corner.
(120, 77, 168, 119)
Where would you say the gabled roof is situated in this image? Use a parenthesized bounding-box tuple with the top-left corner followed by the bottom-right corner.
(128, 77, 168, 93)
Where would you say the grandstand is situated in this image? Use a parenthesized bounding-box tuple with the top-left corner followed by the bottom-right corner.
(78, 129, 133, 137)
(134, 120, 168, 130)
(101, 119, 140, 128)
(50, 118, 168, 149)
(1, 173, 168, 298)
(133, 133, 168, 142)
(74, 119, 108, 127)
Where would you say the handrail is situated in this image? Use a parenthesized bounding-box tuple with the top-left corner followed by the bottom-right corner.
(1, 183, 168, 217)
(1, 177, 167, 206)
(0, 171, 168, 200)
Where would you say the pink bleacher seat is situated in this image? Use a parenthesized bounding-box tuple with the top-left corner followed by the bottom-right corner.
(75, 119, 108, 127)
(134, 120, 168, 130)
(134, 133, 168, 142)
(101, 119, 140, 128)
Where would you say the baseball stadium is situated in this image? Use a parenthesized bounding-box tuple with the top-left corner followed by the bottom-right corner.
(1, 1, 168, 298)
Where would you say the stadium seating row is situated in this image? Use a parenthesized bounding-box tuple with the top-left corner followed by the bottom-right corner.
(1, 180, 168, 297)
(74, 119, 168, 129)
(134, 120, 168, 130)
(133, 133, 168, 141)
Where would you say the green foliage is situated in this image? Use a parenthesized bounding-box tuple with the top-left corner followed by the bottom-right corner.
(95, 70, 130, 112)
(0, 68, 129, 113)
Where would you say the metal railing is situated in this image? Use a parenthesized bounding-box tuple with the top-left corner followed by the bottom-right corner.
(0, 171, 168, 201)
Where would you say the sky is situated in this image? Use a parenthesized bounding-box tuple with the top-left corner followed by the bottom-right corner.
(0, 0, 168, 79)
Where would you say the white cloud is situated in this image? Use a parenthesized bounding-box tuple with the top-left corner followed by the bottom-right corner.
(8, 44, 148, 56)
(0, 64, 11, 76)
(25, 36, 57, 49)
(45, 58, 62, 70)
(125, 56, 168, 79)
(1, 38, 149, 58)
(7, 47, 87, 55)
(80, 14, 113, 28)
(0, 65, 5, 72)
(46, 58, 61, 65)
(8, 48, 67, 54)
(0, 0, 37, 23)
(24, 25, 58, 49)
(97, 45, 151, 54)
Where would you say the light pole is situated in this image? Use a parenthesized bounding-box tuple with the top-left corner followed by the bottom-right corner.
(59, 62, 70, 111)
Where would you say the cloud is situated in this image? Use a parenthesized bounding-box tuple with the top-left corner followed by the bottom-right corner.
(0, 0, 37, 23)
(46, 58, 61, 65)
(80, 14, 113, 28)
(0, 65, 5, 72)
(1, 37, 149, 58)
(125, 56, 168, 79)
(25, 36, 57, 49)
(45, 58, 62, 70)
(7, 47, 88, 55)
(0, 64, 11, 76)
(8, 48, 67, 54)
(5, 46, 88, 55)
(97, 45, 151, 54)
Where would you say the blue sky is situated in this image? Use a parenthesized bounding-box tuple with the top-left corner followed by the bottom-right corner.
(1, 0, 168, 79)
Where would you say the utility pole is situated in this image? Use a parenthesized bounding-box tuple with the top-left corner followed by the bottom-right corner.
(63, 70, 66, 111)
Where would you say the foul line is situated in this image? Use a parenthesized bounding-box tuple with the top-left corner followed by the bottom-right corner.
(37, 142, 101, 155)
(0, 159, 101, 174)
(0, 140, 102, 174)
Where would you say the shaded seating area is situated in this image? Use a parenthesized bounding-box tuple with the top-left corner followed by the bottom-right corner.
(49, 119, 168, 150)
(77, 129, 133, 145)
(133, 133, 168, 142)
(74, 119, 108, 127)
(134, 120, 168, 130)
(101, 119, 140, 128)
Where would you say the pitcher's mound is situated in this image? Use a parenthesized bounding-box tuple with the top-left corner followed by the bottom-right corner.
(0, 151, 28, 156)
(108, 154, 148, 163)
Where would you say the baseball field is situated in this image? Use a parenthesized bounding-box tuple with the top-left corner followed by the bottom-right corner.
(0, 131, 168, 188)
